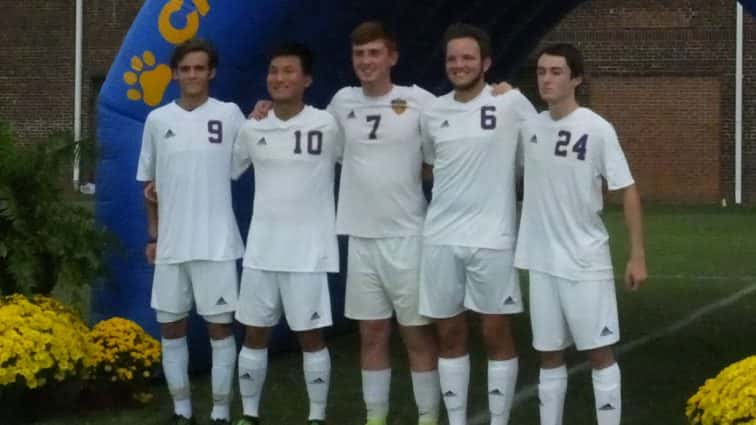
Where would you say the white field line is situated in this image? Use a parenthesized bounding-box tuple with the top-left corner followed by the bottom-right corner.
(469, 278, 756, 425)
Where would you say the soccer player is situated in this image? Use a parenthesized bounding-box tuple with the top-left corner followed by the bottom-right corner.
(328, 22, 441, 425)
(136, 39, 245, 425)
(419, 24, 536, 425)
(231, 43, 342, 425)
(514, 43, 647, 425)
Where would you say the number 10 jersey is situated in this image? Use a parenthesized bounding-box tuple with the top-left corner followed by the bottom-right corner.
(232, 106, 344, 272)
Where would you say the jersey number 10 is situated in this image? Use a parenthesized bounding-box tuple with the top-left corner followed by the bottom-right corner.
(293, 130, 323, 155)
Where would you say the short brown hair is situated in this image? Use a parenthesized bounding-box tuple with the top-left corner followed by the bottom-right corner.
(350, 21, 398, 51)
(443, 23, 491, 59)
(170, 38, 219, 69)
(537, 43, 585, 79)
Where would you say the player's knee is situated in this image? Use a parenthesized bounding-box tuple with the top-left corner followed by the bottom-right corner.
(539, 350, 566, 368)
(436, 324, 467, 355)
(360, 320, 392, 349)
(243, 326, 271, 349)
(159, 317, 188, 339)
(587, 346, 616, 369)
(298, 329, 326, 352)
(206, 321, 233, 340)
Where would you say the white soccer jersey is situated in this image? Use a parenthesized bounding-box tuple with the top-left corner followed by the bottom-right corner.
(328, 85, 436, 238)
(420, 88, 536, 249)
(136, 98, 245, 264)
(514, 107, 635, 281)
(232, 106, 343, 272)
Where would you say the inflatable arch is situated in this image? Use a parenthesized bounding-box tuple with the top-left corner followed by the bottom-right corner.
(95, 0, 755, 362)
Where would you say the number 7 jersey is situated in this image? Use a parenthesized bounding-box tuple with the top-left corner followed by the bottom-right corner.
(232, 106, 344, 272)
(514, 107, 635, 281)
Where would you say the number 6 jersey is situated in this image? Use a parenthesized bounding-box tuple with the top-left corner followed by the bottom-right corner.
(420, 88, 536, 250)
(136, 98, 246, 264)
(232, 106, 344, 273)
(513, 107, 635, 281)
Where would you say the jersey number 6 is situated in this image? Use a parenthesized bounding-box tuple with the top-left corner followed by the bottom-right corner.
(481, 106, 496, 130)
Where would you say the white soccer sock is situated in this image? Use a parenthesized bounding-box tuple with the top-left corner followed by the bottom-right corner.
(488, 358, 518, 425)
(538, 366, 568, 425)
(411, 370, 441, 424)
(362, 369, 391, 421)
(209, 336, 236, 420)
(162, 337, 192, 418)
(593, 363, 621, 425)
(439, 354, 470, 425)
(303, 348, 331, 421)
(238, 346, 268, 418)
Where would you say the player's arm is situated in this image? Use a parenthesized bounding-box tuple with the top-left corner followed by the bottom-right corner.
(144, 187, 158, 264)
(248, 100, 273, 120)
(622, 184, 647, 291)
(231, 126, 252, 180)
(490, 80, 514, 96)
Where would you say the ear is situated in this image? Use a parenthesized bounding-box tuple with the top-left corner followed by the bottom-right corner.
(389, 49, 399, 67)
(482, 56, 492, 73)
(304, 74, 313, 88)
(572, 74, 583, 88)
(172, 68, 179, 81)
(209, 67, 217, 81)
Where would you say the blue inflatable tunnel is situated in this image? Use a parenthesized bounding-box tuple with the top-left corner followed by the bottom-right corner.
(94, 0, 633, 366)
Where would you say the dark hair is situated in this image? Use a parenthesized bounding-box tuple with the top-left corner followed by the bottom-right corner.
(350, 21, 398, 51)
(170, 38, 219, 69)
(537, 43, 584, 79)
(269, 42, 314, 75)
(442, 23, 491, 59)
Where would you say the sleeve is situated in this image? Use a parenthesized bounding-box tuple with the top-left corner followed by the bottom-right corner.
(135, 116, 156, 181)
(330, 115, 345, 163)
(231, 126, 252, 180)
(230, 104, 247, 135)
(420, 112, 435, 165)
(600, 122, 635, 191)
(413, 85, 437, 109)
(511, 90, 538, 124)
(515, 128, 525, 180)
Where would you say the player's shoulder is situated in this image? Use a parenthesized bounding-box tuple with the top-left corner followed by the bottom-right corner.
(145, 101, 176, 121)
(330, 86, 361, 106)
(574, 107, 615, 134)
(206, 97, 243, 116)
(423, 90, 455, 112)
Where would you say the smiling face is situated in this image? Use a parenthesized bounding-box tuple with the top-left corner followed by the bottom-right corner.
(351, 39, 397, 86)
(266, 55, 311, 103)
(536, 53, 582, 106)
(173, 50, 215, 98)
(445, 37, 491, 92)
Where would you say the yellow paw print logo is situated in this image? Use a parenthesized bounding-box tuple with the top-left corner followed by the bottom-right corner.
(123, 51, 172, 107)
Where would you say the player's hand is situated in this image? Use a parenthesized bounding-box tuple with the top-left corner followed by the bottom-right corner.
(145, 242, 156, 265)
(624, 255, 647, 291)
(143, 181, 157, 203)
(249, 100, 273, 120)
(491, 81, 514, 96)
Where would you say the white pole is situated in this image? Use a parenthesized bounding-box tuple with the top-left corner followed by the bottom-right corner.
(73, 0, 83, 190)
(735, 2, 743, 205)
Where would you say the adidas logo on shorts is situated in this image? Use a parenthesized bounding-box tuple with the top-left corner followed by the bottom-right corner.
(530, 134, 538, 144)
(600, 326, 614, 337)
(504, 296, 516, 305)
(257, 137, 267, 145)
(311, 312, 320, 321)
(441, 120, 450, 128)
(347, 110, 356, 119)
(216, 297, 228, 306)
(164, 129, 175, 138)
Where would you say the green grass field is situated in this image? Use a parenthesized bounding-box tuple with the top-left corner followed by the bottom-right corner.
(32, 206, 756, 425)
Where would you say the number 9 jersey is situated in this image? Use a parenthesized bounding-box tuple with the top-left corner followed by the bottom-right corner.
(232, 106, 344, 272)
(136, 98, 246, 264)
(514, 107, 635, 281)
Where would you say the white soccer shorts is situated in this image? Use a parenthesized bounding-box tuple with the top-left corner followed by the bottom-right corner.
(528, 270, 620, 351)
(345, 236, 430, 327)
(151, 260, 238, 323)
(235, 268, 333, 332)
(418, 245, 523, 318)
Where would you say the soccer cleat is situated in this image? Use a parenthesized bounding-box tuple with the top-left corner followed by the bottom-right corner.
(210, 419, 232, 425)
(233, 416, 260, 425)
(171, 415, 197, 425)
(365, 418, 387, 425)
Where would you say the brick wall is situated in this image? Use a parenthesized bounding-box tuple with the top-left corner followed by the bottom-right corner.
(0, 0, 141, 143)
(2, 0, 754, 203)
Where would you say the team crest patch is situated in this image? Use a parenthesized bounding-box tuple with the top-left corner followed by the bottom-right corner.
(391, 98, 408, 115)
